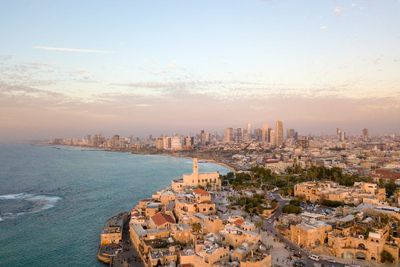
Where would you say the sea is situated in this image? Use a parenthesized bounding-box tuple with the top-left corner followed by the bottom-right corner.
(0, 144, 229, 267)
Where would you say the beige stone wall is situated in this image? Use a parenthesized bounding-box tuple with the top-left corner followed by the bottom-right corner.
(160, 194, 176, 205)
(171, 180, 184, 192)
(225, 231, 260, 248)
(204, 217, 224, 234)
(290, 224, 332, 248)
(100, 232, 122, 245)
(201, 247, 229, 265)
(180, 253, 205, 267)
(328, 231, 399, 264)
(197, 202, 216, 215)
(240, 254, 272, 267)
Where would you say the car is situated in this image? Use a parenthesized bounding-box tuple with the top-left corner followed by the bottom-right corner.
(293, 252, 302, 258)
(308, 254, 320, 261)
(293, 260, 306, 267)
(326, 258, 336, 263)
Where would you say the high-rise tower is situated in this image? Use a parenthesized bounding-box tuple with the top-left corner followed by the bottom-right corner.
(275, 120, 284, 147)
(262, 123, 269, 144)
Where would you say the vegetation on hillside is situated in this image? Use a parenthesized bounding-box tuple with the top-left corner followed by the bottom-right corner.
(221, 165, 375, 197)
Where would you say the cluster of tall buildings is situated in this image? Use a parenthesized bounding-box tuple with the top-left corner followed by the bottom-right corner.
(50, 126, 376, 154)
(336, 128, 370, 142)
(224, 121, 293, 148)
(154, 136, 193, 151)
(153, 130, 221, 151)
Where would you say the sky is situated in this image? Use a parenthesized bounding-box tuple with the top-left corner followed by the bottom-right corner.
(0, 0, 399, 141)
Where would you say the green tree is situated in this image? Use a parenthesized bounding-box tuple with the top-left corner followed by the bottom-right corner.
(381, 250, 394, 263)
(384, 180, 397, 197)
(282, 204, 301, 214)
(321, 199, 344, 207)
(192, 222, 202, 234)
(289, 199, 301, 206)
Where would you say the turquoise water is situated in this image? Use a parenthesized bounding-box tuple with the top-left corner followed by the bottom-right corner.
(0, 144, 228, 267)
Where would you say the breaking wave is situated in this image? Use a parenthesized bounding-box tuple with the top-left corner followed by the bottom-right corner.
(0, 193, 61, 221)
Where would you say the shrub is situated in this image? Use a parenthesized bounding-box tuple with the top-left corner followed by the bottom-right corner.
(381, 250, 394, 263)
(321, 199, 344, 207)
(282, 204, 301, 214)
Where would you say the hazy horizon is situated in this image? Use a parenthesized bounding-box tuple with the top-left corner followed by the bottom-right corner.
(1, 0, 400, 141)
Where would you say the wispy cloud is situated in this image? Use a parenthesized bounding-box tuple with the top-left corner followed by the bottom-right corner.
(320, 25, 328, 31)
(33, 46, 113, 54)
(333, 6, 343, 16)
(135, 103, 152, 107)
(0, 55, 13, 61)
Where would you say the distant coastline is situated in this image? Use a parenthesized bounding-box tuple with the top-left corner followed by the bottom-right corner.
(46, 144, 237, 172)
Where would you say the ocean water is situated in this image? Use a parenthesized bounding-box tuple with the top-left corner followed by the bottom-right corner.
(0, 144, 228, 267)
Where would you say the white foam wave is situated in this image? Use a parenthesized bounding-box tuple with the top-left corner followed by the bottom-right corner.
(0, 192, 61, 222)
(0, 193, 33, 200)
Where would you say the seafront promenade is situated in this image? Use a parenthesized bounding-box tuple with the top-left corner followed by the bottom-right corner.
(110, 216, 144, 267)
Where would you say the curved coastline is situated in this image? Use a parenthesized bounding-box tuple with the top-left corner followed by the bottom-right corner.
(48, 144, 237, 172)
(1, 144, 231, 267)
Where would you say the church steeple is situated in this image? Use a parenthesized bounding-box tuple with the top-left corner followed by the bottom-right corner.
(193, 158, 199, 177)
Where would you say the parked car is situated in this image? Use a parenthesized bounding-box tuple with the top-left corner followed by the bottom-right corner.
(293, 252, 302, 258)
(308, 254, 320, 261)
(293, 260, 306, 267)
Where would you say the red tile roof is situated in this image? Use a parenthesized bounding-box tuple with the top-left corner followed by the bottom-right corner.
(151, 212, 175, 226)
(193, 188, 209, 196)
(233, 218, 244, 226)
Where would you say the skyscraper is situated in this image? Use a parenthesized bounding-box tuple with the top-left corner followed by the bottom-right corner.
(254, 128, 263, 142)
(262, 123, 269, 144)
(270, 129, 276, 146)
(340, 131, 346, 141)
(336, 128, 341, 139)
(224, 128, 234, 143)
(200, 130, 209, 146)
(275, 120, 284, 147)
(235, 128, 243, 143)
(286, 129, 297, 140)
(247, 123, 252, 136)
(362, 128, 369, 140)
(246, 123, 252, 141)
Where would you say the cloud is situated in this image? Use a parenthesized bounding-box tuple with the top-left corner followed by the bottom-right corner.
(135, 103, 152, 107)
(0, 55, 13, 61)
(168, 60, 177, 69)
(0, 82, 65, 99)
(1, 78, 399, 141)
(333, 6, 343, 16)
(33, 46, 113, 54)
(320, 25, 328, 31)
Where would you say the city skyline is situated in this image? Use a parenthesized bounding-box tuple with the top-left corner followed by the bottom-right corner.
(1, 0, 400, 141)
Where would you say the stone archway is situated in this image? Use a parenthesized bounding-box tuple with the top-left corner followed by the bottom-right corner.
(342, 251, 354, 259)
(357, 243, 366, 250)
(355, 251, 367, 260)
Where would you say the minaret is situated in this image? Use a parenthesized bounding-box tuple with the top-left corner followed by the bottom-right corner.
(193, 158, 199, 178)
